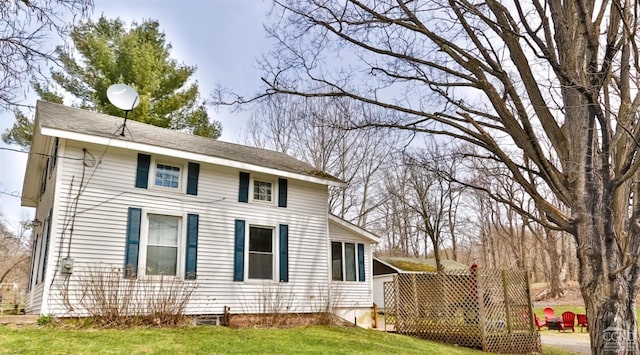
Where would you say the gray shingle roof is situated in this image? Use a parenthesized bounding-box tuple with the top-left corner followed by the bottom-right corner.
(36, 100, 342, 183)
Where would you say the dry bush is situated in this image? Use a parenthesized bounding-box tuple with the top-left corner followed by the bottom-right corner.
(240, 282, 296, 327)
(308, 286, 344, 326)
(69, 264, 196, 327)
(238, 285, 347, 327)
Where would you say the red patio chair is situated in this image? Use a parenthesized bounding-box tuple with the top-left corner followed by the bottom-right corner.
(561, 311, 576, 332)
(534, 315, 546, 331)
(543, 307, 556, 321)
(577, 314, 588, 332)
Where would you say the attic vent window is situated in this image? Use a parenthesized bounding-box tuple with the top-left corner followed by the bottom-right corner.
(155, 164, 180, 189)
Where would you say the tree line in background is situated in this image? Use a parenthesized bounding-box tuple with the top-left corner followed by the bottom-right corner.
(0, 215, 31, 289)
(244, 94, 576, 299)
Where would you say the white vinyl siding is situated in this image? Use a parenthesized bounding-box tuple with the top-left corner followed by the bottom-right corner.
(329, 221, 373, 308)
(373, 274, 394, 310)
(41, 141, 333, 316)
(26, 137, 63, 315)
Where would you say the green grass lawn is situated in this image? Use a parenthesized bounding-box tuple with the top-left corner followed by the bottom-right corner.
(0, 324, 578, 354)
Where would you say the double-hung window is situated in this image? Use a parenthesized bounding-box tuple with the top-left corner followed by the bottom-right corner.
(125, 208, 199, 279)
(248, 226, 273, 280)
(331, 241, 365, 282)
(233, 220, 288, 283)
(146, 214, 180, 276)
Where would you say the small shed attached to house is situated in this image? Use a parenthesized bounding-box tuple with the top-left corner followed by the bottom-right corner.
(372, 257, 469, 310)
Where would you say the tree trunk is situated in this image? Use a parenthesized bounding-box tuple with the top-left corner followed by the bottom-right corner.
(559, 235, 570, 283)
(572, 183, 640, 354)
(481, 228, 489, 267)
(545, 230, 564, 298)
(432, 235, 443, 272)
(582, 276, 638, 355)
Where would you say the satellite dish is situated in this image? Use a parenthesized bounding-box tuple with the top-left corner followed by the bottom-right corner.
(107, 84, 139, 111)
(106, 84, 139, 136)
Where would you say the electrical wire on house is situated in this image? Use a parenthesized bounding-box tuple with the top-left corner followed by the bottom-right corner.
(0, 147, 85, 160)
(0, 189, 21, 198)
(48, 124, 123, 313)
(67, 149, 89, 259)
(52, 176, 77, 312)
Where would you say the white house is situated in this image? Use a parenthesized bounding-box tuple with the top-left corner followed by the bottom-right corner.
(22, 100, 379, 326)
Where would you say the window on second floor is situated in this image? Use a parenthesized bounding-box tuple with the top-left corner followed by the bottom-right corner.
(253, 180, 273, 202)
(39, 157, 49, 198)
(136, 153, 199, 196)
(155, 164, 181, 189)
(238, 172, 287, 207)
(49, 137, 59, 175)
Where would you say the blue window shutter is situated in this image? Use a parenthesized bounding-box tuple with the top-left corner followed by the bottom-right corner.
(40, 158, 49, 196)
(125, 207, 142, 278)
(185, 214, 199, 279)
(238, 172, 249, 202)
(278, 178, 288, 208)
(357, 243, 365, 282)
(279, 224, 289, 282)
(187, 162, 200, 195)
(135, 154, 151, 188)
(233, 219, 245, 281)
(50, 137, 59, 173)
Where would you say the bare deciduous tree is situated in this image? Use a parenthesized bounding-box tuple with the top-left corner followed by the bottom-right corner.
(0, 215, 31, 286)
(378, 144, 467, 270)
(218, 1, 640, 351)
(246, 95, 397, 226)
(0, 0, 92, 110)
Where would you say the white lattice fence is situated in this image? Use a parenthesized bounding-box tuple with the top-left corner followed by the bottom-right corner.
(384, 269, 540, 353)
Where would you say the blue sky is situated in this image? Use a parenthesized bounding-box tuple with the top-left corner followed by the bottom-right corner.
(0, 0, 272, 233)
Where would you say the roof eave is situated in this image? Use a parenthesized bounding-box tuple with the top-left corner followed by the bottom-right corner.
(373, 257, 402, 273)
(328, 214, 380, 243)
(40, 126, 346, 188)
(21, 112, 46, 207)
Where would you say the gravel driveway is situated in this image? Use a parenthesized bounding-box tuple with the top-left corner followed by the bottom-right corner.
(541, 334, 591, 354)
